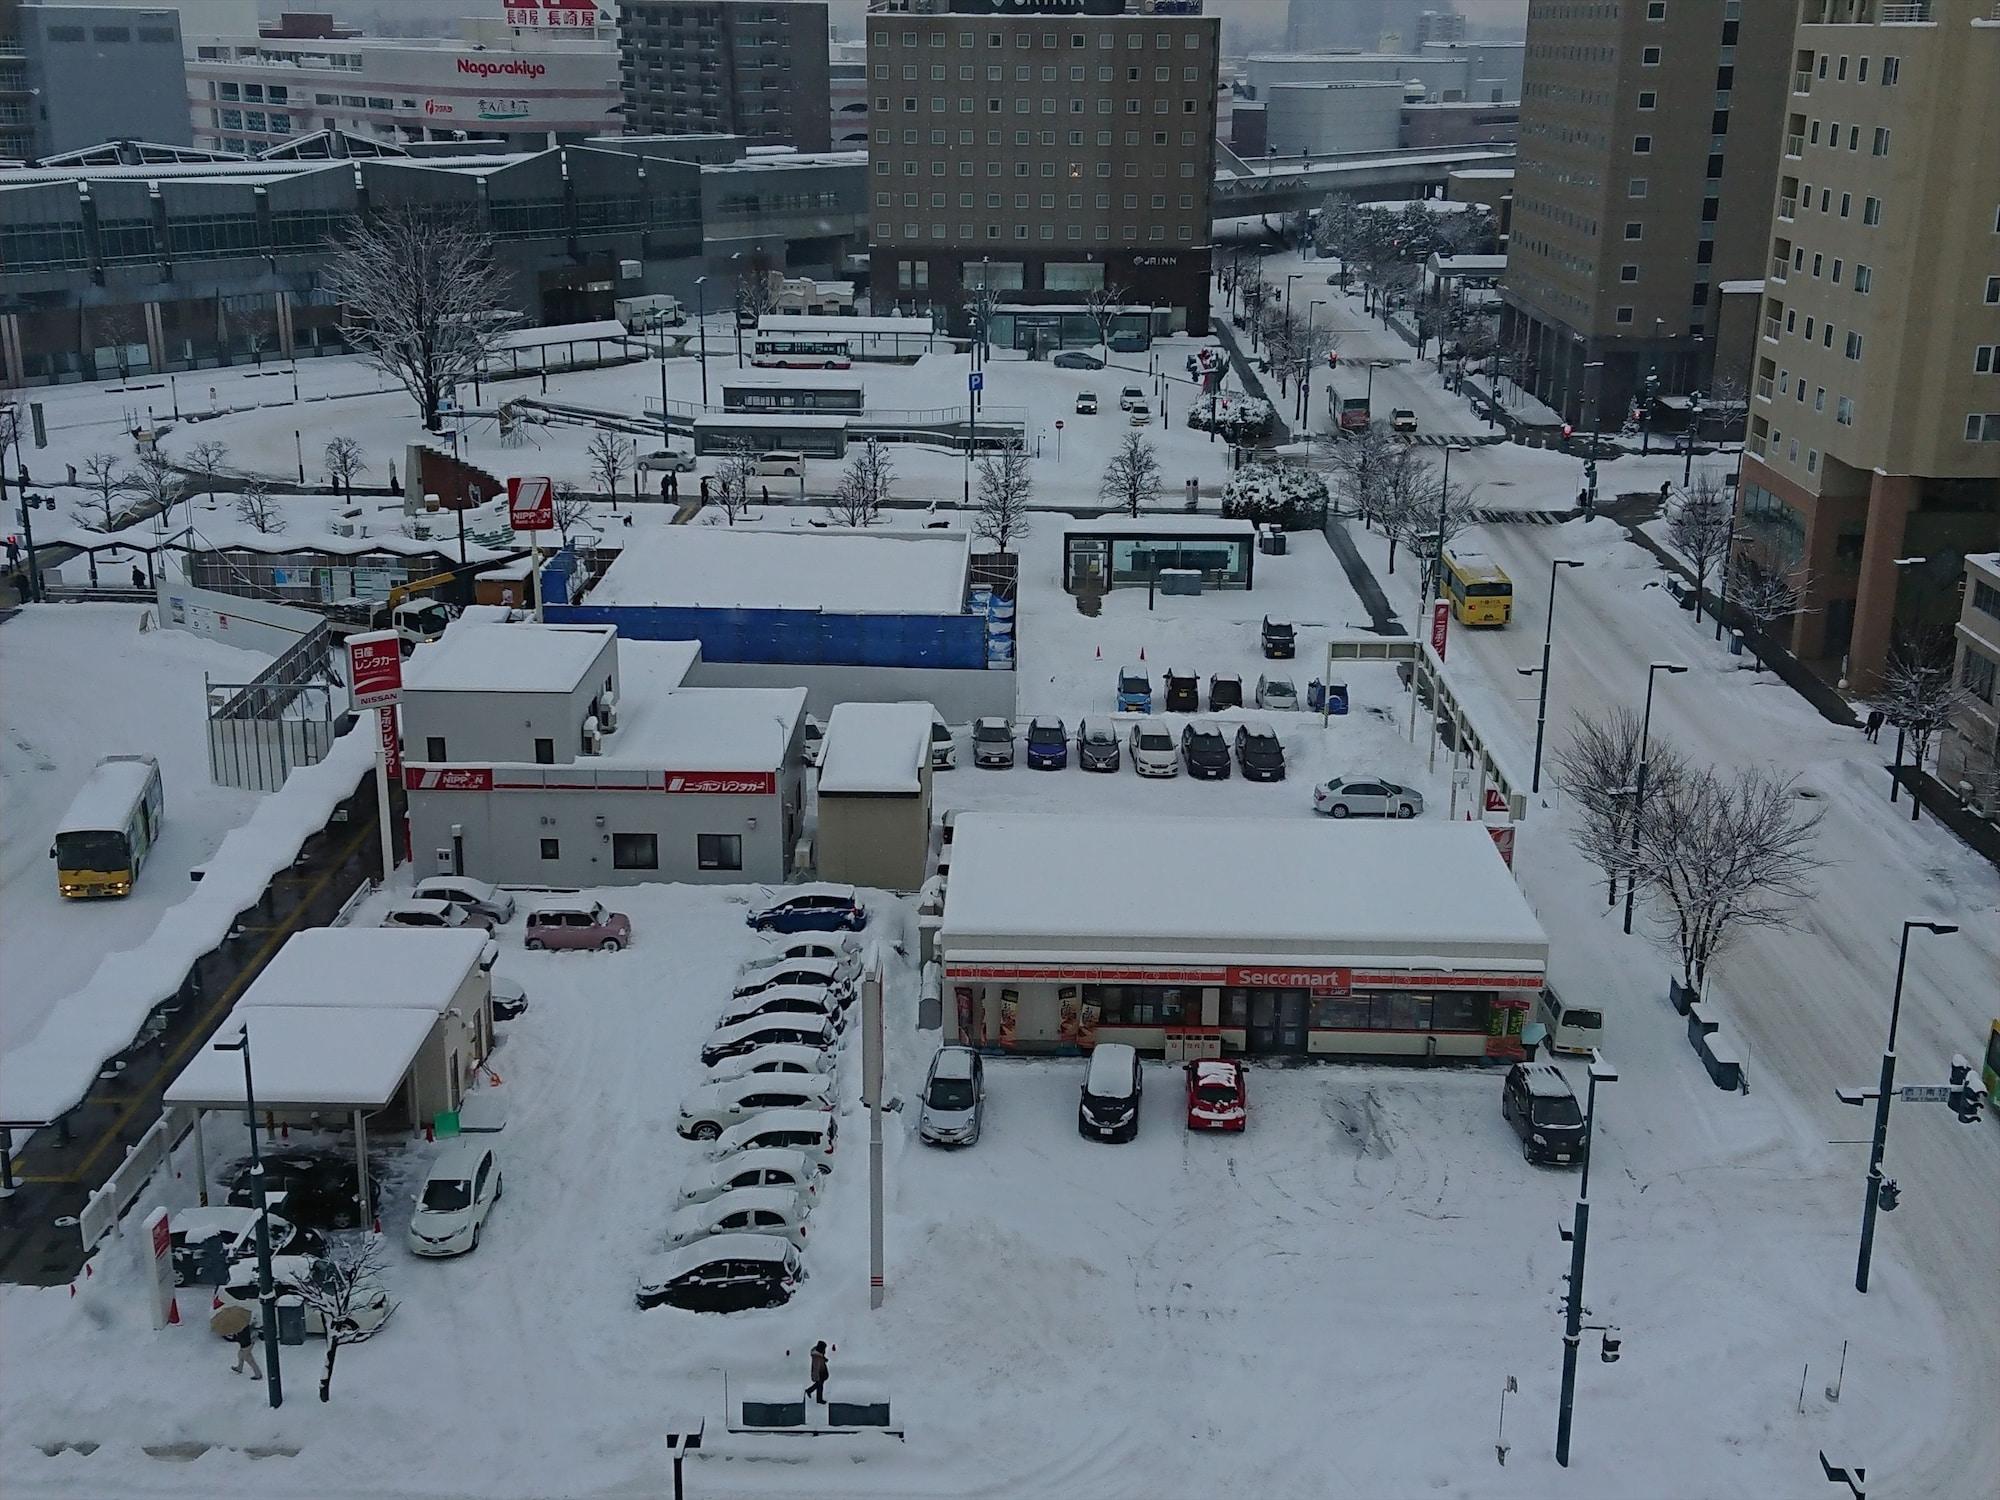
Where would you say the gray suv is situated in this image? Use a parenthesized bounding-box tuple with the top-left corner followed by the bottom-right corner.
(919, 1045, 985, 1146)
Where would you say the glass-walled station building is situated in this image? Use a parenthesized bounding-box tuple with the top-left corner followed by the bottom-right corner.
(1061, 518, 1256, 593)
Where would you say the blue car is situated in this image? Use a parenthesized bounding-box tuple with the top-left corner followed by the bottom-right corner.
(1116, 667, 1152, 713)
(747, 886, 868, 934)
(1025, 717, 1068, 770)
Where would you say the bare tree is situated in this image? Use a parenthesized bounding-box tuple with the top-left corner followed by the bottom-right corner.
(827, 438, 894, 528)
(1373, 442, 1440, 575)
(90, 307, 147, 381)
(234, 478, 286, 534)
(1413, 298, 1452, 364)
(130, 449, 184, 541)
(1552, 707, 1692, 908)
(72, 453, 134, 530)
(1082, 280, 1133, 358)
(1630, 765, 1824, 992)
(710, 444, 757, 526)
(288, 1232, 397, 1403)
(1100, 431, 1162, 518)
(549, 480, 592, 544)
(736, 251, 779, 324)
(1317, 420, 1398, 528)
(1876, 630, 1971, 819)
(972, 439, 1033, 554)
(185, 439, 232, 512)
(322, 436, 366, 502)
(1728, 545, 1809, 669)
(319, 207, 512, 431)
(586, 430, 636, 511)
(1665, 471, 1734, 623)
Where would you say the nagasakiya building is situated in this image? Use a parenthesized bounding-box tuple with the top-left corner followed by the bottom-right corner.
(939, 814, 1548, 1062)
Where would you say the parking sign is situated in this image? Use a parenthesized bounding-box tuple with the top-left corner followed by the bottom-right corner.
(968, 371, 984, 393)
(347, 630, 403, 708)
(508, 474, 554, 532)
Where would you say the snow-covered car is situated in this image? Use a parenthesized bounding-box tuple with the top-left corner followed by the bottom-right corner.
(1126, 399, 1153, 427)
(405, 1141, 502, 1258)
(1392, 408, 1418, 433)
(732, 957, 858, 1001)
(930, 716, 958, 769)
(1128, 722, 1179, 778)
(1077, 719, 1122, 773)
(412, 876, 515, 925)
(918, 1045, 985, 1147)
(741, 935, 860, 974)
(677, 1148, 824, 1208)
(714, 984, 846, 1033)
(380, 898, 494, 935)
(1502, 1061, 1585, 1166)
(1261, 616, 1296, 659)
(701, 1014, 839, 1066)
(637, 447, 699, 473)
(802, 716, 824, 768)
(705, 1108, 838, 1168)
(745, 886, 867, 934)
(1185, 1058, 1248, 1132)
(1312, 776, 1423, 819)
(490, 974, 529, 1021)
(1255, 675, 1300, 711)
(754, 450, 805, 478)
(635, 1235, 802, 1313)
(663, 1186, 813, 1252)
(1025, 716, 1068, 770)
(523, 901, 631, 951)
(1116, 666, 1152, 713)
(677, 1073, 836, 1141)
(169, 1207, 320, 1286)
(1079, 1042, 1143, 1143)
(1075, 390, 1098, 414)
(1052, 350, 1104, 370)
(704, 1043, 837, 1085)
(1118, 385, 1146, 412)
(972, 717, 1015, 768)
(223, 1152, 379, 1231)
(1209, 673, 1243, 712)
(1180, 721, 1231, 780)
(216, 1253, 392, 1338)
(1234, 722, 1286, 782)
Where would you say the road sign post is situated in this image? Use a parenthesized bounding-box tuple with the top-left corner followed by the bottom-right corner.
(346, 630, 402, 882)
(1055, 417, 1064, 462)
(508, 475, 553, 623)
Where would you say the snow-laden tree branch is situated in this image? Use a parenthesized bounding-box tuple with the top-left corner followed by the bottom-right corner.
(1551, 706, 1692, 906)
(1665, 470, 1734, 623)
(322, 436, 366, 502)
(586, 430, 636, 509)
(320, 208, 513, 431)
(234, 478, 286, 535)
(828, 439, 894, 528)
(72, 452, 134, 531)
(1876, 629, 1971, 811)
(973, 439, 1033, 554)
(1100, 431, 1162, 518)
(289, 1232, 397, 1403)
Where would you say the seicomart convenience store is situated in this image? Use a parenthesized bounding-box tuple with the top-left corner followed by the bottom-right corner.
(938, 814, 1549, 1064)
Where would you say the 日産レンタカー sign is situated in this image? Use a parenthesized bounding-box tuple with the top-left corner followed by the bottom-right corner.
(346, 631, 403, 708)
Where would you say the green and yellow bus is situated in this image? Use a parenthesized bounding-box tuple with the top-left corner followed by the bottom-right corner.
(51, 754, 164, 898)
(1442, 550, 1514, 627)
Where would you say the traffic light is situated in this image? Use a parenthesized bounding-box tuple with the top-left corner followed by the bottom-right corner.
(1948, 1055, 1986, 1123)
(1327, 350, 1338, 369)
(1876, 1177, 1901, 1213)
(1561, 423, 1574, 443)
(1599, 1328, 1622, 1364)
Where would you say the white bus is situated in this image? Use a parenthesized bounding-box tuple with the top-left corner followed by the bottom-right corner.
(750, 336, 855, 370)
(51, 753, 165, 898)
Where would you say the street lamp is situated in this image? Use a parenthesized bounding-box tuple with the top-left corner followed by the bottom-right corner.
(1300, 300, 1326, 424)
(1885, 556, 1929, 806)
(693, 276, 710, 407)
(212, 1025, 282, 1408)
(1284, 271, 1303, 323)
(1430, 444, 1470, 601)
(655, 315, 671, 442)
(1582, 360, 1605, 511)
(1853, 920, 1958, 1293)
(1622, 661, 1688, 934)
(1520, 558, 1585, 793)
(1556, 1050, 1619, 1468)
(1641, 319, 1662, 455)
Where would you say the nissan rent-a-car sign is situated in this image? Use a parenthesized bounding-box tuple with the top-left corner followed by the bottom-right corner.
(347, 631, 403, 709)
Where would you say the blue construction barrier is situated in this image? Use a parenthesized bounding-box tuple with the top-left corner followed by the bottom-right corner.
(546, 603, 989, 669)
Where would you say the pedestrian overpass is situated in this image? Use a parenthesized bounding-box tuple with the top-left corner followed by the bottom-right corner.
(1213, 144, 1514, 220)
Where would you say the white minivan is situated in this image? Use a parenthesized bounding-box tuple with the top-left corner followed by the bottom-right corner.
(1536, 990, 1604, 1056)
(754, 450, 805, 477)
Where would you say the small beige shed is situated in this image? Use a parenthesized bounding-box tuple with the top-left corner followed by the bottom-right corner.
(815, 701, 934, 892)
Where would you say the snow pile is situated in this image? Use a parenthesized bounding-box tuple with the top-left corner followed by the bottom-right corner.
(1221, 461, 1329, 527)
(1187, 392, 1275, 443)
(0, 723, 376, 1126)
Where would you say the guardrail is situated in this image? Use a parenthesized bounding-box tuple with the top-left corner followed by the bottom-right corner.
(76, 1107, 196, 1254)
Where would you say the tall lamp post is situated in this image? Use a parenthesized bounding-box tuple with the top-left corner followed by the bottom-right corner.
(1429, 443, 1469, 600)
(655, 315, 671, 438)
(1622, 661, 1688, 934)
(1299, 300, 1326, 424)
(213, 1026, 282, 1409)
(1641, 319, 1662, 455)
(1853, 919, 1958, 1293)
(1284, 271, 1303, 324)
(693, 276, 710, 408)
(1555, 1050, 1619, 1468)
(1519, 557, 1584, 793)
(1884, 556, 1928, 805)
(1582, 359, 1604, 509)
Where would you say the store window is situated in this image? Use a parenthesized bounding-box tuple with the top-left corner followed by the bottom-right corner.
(539, 838, 560, 860)
(612, 833, 659, 871)
(697, 833, 743, 871)
(1086, 984, 1187, 1025)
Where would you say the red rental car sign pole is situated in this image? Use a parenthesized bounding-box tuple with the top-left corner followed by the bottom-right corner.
(345, 629, 403, 882)
(1431, 599, 1450, 662)
(508, 476, 554, 623)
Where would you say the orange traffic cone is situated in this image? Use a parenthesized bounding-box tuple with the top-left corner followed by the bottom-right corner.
(1139, 645, 1146, 660)
(1095, 645, 1100, 658)
(167, 1297, 181, 1326)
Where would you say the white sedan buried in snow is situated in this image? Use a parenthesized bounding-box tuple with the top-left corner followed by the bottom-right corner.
(741, 936, 861, 975)
(677, 1147, 824, 1208)
(677, 1073, 836, 1141)
(704, 1043, 837, 1085)
(731, 956, 858, 1004)
(663, 1186, 812, 1253)
(701, 1014, 839, 1066)
(1312, 776, 1424, 819)
(714, 983, 847, 1033)
(411, 876, 515, 925)
(704, 1108, 838, 1169)
(216, 1254, 392, 1337)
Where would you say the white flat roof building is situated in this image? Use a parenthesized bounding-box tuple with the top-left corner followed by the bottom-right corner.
(940, 814, 1548, 1063)
(815, 701, 935, 892)
(403, 622, 619, 696)
(588, 526, 971, 616)
(817, 701, 932, 796)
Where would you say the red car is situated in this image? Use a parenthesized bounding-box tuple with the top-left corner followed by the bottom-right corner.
(1185, 1058, 1247, 1132)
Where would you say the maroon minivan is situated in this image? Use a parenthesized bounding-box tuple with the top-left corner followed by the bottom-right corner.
(523, 901, 631, 952)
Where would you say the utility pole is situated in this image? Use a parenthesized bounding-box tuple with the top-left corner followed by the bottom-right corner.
(1556, 1051, 1618, 1467)
(694, 277, 711, 408)
(1621, 661, 1687, 932)
(1522, 558, 1584, 793)
(213, 1027, 282, 1409)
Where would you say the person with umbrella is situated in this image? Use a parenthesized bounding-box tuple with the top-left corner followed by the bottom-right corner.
(212, 1304, 261, 1378)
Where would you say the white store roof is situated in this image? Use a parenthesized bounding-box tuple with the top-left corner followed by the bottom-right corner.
(940, 814, 1548, 967)
(611, 686, 807, 772)
(818, 701, 932, 795)
(403, 622, 616, 695)
(234, 928, 488, 1014)
(164, 1005, 439, 1112)
(589, 526, 971, 615)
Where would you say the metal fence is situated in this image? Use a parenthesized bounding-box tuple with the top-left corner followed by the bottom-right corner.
(207, 619, 345, 791)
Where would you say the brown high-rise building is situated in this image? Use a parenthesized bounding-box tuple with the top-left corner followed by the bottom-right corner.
(1499, 0, 1791, 427)
(619, 1, 832, 152)
(1734, 0, 1999, 693)
(864, 1, 1219, 337)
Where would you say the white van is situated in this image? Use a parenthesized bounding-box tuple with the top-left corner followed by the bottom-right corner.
(1536, 990, 1604, 1056)
(754, 450, 805, 477)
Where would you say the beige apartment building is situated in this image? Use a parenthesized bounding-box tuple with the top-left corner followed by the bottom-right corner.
(1736, 0, 2000, 693)
(863, 3, 1220, 337)
(1939, 551, 1999, 813)
(1500, 0, 1791, 426)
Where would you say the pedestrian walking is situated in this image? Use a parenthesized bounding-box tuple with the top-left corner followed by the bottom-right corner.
(212, 1304, 260, 1378)
(4, 536, 18, 569)
(131, 564, 146, 589)
(805, 1340, 829, 1405)
(700, 476, 711, 505)
(660, 472, 671, 502)
(760, 484, 770, 505)
(1864, 708, 1885, 743)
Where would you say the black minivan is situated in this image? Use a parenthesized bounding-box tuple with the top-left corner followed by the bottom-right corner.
(1079, 1042, 1143, 1142)
(1501, 1061, 1586, 1166)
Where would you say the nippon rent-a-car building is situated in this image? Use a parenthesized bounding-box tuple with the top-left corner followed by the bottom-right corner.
(939, 814, 1550, 1063)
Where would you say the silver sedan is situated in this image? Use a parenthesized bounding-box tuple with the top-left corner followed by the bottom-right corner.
(1312, 776, 1424, 819)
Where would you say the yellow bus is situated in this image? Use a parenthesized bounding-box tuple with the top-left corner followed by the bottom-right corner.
(1442, 551, 1514, 626)
(51, 754, 164, 898)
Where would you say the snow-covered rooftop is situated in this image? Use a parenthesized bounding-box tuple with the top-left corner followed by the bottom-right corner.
(940, 814, 1548, 963)
(403, 622, 616, 695)
(817, 701, 932, 795)
(589, 526, 971, 615)
(611, 686, 806, 773)
(235, 928, 488, 1015)
(163, 1004, 440, 1112)
(1061, 517, 1257, 537)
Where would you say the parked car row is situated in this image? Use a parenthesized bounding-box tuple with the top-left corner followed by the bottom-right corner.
(379, 879, 633, 955)
(966, 715, 1292, 782)
(1113, 666, 1302, 715)
(1079, 1049, 1252, 1142)
(642, 925, 866, 1313)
